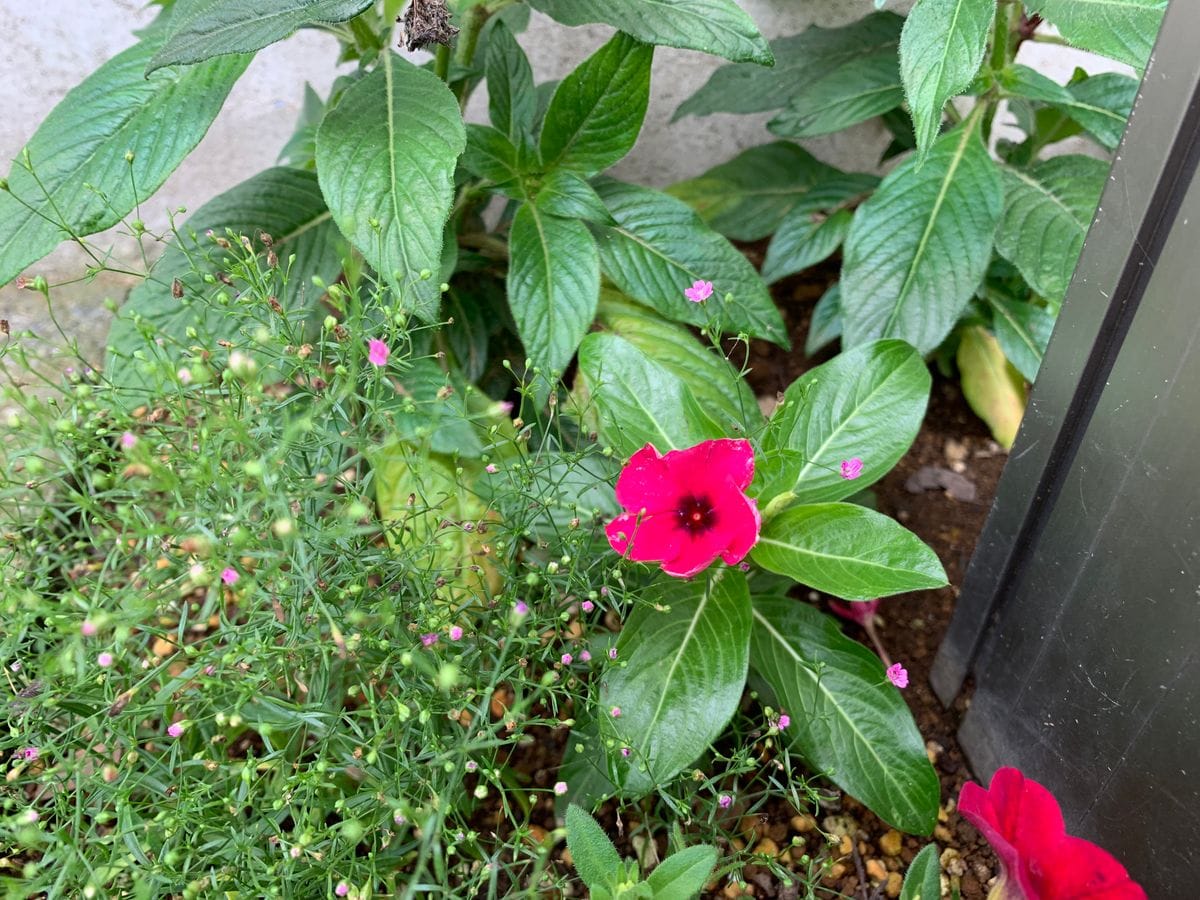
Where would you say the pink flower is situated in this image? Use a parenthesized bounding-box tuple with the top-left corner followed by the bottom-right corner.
(561, 653, 573, 666)
(221, 567, 239, 586)
(718, 794, 733, 809)
(608, 647, 618, 660)
(485, 464, 498, 474)
(579, 650, 592, 663)
(581, 600, 594, 613)
(167, 722, 184, 738)
(840, 457, 864, 480)
(465, 760, 478, 773)
(606, 440, 760, 578)
(777, 713, 790, 729)
(513, 601, 529, 617)
(420, 633, 438, 647)
(21, 747, 39, 761)
(335, 882, 350, 898)
(620, 747, 631, 758)
(959, 768, 1146, 899)
(448, 626, 463, 641)
(120, 432, 138, 450)
(367, 339, 389, 367)
(886, 663, 908, 689)
(81, 620, 98, 637)
(97, 652, 114, 668)
(553, 781, 568, 796)
(610, 706, 621, 718)
(829, 599, 880, 629)
(684, 280, 714, 303)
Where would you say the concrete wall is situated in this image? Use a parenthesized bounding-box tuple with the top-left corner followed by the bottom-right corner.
(0, 0, 1124, 370)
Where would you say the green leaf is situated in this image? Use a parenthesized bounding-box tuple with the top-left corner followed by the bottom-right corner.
(507, 202, 600, 377)
(603, 572, 752, 794)
(539, 33, 653, 176)
(988, 296, 1055, 383)
(278, 82, 325, 170)
(316, 53, 465, 321)
(461, 124, 522, 186)
(900, 844, 942, 900)
(527, 0, 772, 64)
(380, 360, 491, 457)
(899, 0, 995, 158)
(806, 283, 842, 356)
(646, 846, 719, 900)
(762, 209, 852, 285)
(995, 155, 1108, 302)
(841, 121, 1003, 355)
(769, 49, 904, 138)
(148, 0, 372, 71)
(592, 179, 788, 346)
(0, 40, 249, 287)
(999, 65, 1135, 151)
(666, 143, 842, 241)
(749, 597, 940, 833)
(958, 325, 1026, 449)
(486, 20, 536, 140)
(760, 340, 930, 505)
(535, 170, 614, 225)
(105, 167, 341, 393)
(565, 805, 622, 892)
(574, 333, 722, 456)
(752, 504, 947, 600)
(674, 12, 903, 119)
(1025, 0, 1166, 69)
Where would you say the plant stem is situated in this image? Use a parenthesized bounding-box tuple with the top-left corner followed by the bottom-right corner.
(434, 43, 451, 81)
(982, 1, 1020, 141)
(452, 4, 491, 106)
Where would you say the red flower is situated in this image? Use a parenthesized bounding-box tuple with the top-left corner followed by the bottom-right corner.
(605, 440, 761, 578)
(958, 767, 1145, 900)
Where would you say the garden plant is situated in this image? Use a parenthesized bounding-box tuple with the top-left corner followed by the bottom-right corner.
(0, 0, 1160, 896)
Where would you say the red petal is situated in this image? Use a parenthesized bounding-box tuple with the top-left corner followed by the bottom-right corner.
(614, 444, 677, 514)
(718, 491, 761, 566)
(959, 781, 1023, 880)
(661, 525, 729, 577)
(606, 511, 683, 564)
(1027, 836, 1147, 900)
(664, 439, 755, 493)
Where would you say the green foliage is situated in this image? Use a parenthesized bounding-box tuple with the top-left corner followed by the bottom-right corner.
(760, 173, 879, 284)
(749, 598, 941, 834)
(769, 49, 905, 139)
(485, 20, 536, 140)
(1026, 0, 1167, 69)
(958, 325, 1027, 449)
(806, 284, 843, 356)
(315, 53, 465, 321)
(900, 844, 943, 900)
(989, 295, 1055, 382)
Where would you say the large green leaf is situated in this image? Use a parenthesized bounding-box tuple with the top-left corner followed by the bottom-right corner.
(148, 0, 372, 71)
(841, 121, 1003, 355)
(0, 40, 249, 287)
(574, 333, 721, 456)
(105, 167, 341, 394)
(595, 290, 761, 435)
(900, 844, 942, 900)
(535, 169, 614, 225)
(958, 325, 1026, 449)
(1025, 0, 1166, 69)
(379, 359, 493, 458)
(666, 143, 841, 241)
(769, 49, 904, 139)
(600, 573, 752, 794)
(527, 0, 771, 64)
(760, 340, 930, 505)
(539, 33, 652, 176)
(485, 20, 536, 141)
(646, 846, 719, 900)
(750, 597, 940, 833)
(995, 155, 1108, 302)
(752, 504, 946, 600)
(507, 202, 600, 377)
(899, 0, 995, 158)
(674, 12, 903, 119)
(999, 65, 1135, 152)
(762, 209, 851, 285)
(592, 179, 788, 347)
(989, 296, 1055, 383)
(316, 53, 465, 321)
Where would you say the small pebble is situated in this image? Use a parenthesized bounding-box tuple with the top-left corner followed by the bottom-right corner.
(885, 871, 904, 898)
(866, 859, 888, 882)
(880, 829, 903, 857)
(790, 813, 816, 833)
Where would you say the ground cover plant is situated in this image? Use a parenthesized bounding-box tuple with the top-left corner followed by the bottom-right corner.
(0, 0, 1159, 896)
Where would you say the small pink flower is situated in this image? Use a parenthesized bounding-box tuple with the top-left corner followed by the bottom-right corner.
(684, 280, 714, 303)
(561, 653, 573, 666)
(220, 567, 239, 586)
(120, 432, 138, 450)
(367, 339, 389, 367)
(579, 650, 592, 663)
(97, 652, 114, 668)
(394, 811, 407, 825)
(485, 464, 498, 474)
(600, 586, 608, 597)
(581, 600, 594, 613)
(718, 794, 733, 809)
(553, 781, 568, 796)
(81, 620, 98, 637)
(421, 633, 438, 647)
(204, 665, 216, 676)
(840, 457, 864, 480)
(21, 747, 39, 761)
(886, 663, 909, 689)
(448, 626, 463, 641)
(335, 882, 350, 898)
(177, 367, 193, 385)
(167, 722, 184, 738)
(608, 647, 618, 660)
(465, 760, 478, 773)
(513, 601, 529, 617)
(606, 440, 760, 578)
(620, 747, 631, 758)
(777, 713, 790, 730)
(10, 661, 21, 672)
(610, 706, 621, 718)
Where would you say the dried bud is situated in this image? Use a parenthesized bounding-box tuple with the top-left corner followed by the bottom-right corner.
(267, 250, 278, 268)
(333, 324, 349, 342)
(217, 272, 234, 286)
(171, 278, 184, 299)
(268, 296, 283, 315)
(399, 0, 459, 51)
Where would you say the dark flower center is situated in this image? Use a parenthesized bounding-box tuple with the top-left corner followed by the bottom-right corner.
(676, 495, 717, 535)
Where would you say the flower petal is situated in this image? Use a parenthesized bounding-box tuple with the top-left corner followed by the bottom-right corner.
(1029, 836, 1147, 900)
(665, 439, 755, 493)
(717, 490, 760, 566)
(606, 511, 683, 564)
(661, 526, 730, 578)
(614, 444, 677, 514)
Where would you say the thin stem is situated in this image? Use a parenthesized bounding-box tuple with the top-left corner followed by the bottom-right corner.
(452, 4, 492, 107)
(433, 43, 451, 81)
